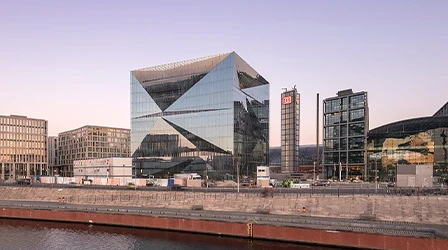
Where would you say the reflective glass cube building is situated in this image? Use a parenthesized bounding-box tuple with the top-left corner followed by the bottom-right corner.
(131, 52, 269, 178)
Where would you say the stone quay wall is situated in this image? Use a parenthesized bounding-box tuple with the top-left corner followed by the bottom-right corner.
(1, 186, 447, 225)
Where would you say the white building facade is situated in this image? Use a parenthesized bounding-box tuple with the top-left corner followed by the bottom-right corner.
(73, 157, 133, 185)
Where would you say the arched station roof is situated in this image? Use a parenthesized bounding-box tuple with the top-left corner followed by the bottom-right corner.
(368, 116, 448, 139)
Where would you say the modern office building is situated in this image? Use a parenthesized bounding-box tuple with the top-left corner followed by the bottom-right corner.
(131, 52, 269, 178)
(322, 89, 369, 180)
(281, 88, 300, 173)
(47, 136, 58, 176)
(0, 115, 48, 180)
(367, 106, 448, 182)
(57, 125, 131, 177)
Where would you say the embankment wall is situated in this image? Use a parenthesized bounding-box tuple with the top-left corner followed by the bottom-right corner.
(0, 207, 446, 250)
(1, 187, 447, 225)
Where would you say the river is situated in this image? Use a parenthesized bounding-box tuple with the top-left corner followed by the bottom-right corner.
(0, 218, 343, 250)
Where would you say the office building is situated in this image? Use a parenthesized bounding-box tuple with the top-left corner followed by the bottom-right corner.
(0, 115, 48, 180)
(322, 89, 369, 180)
(131, 52, 269, 178)
(58, 125, 131, 177)
(281, 88, 300, 173)
(48, 136, 58, 176)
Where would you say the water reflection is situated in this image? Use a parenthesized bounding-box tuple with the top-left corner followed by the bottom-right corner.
(0, 219, 344, 250)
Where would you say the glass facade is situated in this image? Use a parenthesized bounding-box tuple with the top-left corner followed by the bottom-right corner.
(367, 116, 448, 182)
(0, 115, 48, 180)
(281, 89, 300, 173)
(323, 89, 368, 180)
(131, 52, 269, 179)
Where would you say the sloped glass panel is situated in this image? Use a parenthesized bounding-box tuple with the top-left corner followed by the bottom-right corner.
(130, 73, 161, 153)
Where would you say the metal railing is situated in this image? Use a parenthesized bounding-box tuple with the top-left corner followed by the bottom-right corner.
(0, 181, 447, 197)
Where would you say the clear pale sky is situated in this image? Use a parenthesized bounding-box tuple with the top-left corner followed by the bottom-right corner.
(1, 0, 447, 146)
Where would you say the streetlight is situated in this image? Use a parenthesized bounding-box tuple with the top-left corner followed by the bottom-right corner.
(228, 148, 239, 193)
(375, 158, 378, 190)
(346, 164, 349, 182)
(205, 164, 208, 188)
(339, 162, 342, 182)
(313, 161, 316, 181)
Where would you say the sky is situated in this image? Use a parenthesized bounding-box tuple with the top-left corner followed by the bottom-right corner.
(1, 0, 447, 146)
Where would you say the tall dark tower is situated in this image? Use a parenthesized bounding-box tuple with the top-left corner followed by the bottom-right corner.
(322, 89, 368, 180)
(281, 87, 300, 173)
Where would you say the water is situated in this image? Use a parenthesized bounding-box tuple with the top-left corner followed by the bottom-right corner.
(0, 219, 342, 250)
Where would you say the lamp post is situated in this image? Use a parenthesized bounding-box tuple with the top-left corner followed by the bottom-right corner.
(237, 160, 239, 193)
(333, 163, 336, 180)
(339, 162, 342, 182)
(205, 163, 208, 188)
(230, 149, 239, 193)
(346, 164, 349, 182)
(313, 161, 316, 181)
(375, 159, 378, 191)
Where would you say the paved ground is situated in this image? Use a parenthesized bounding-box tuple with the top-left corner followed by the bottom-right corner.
(2, 182, 447, 196)
(0, 199, 447, 240)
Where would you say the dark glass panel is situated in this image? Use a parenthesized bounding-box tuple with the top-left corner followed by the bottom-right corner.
(349, 137, 364, 150)
(350, 123, 365, 136)
(349, 108, 365, 122)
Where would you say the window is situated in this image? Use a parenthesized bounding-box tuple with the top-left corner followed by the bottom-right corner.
(349, 109, 365, 122)
(349, 123, 365, 136)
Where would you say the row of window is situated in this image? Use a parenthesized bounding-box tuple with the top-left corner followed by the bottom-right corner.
(324, 151, 365, 164)
(0, 117, 46, 127)
(59, 152, 130, 164)
(59, 147, 130, 155)
(324, 94, 366, 113)
(0, 148, 46, 155)
(324, 109, 366, 125)
(0, 141, 46, 148)
(0, 133, 46, 141)
(324, 123, 365, 138)
(0, 154, 46, 162)
(324, 137, 365, 151)
(59, 132, 129, 141)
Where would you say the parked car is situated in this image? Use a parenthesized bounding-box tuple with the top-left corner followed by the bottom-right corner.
(17, 178, 31, 185)
(67, 181, 82, 188)
(169, 184, 184, 191)
(314, 179, 330, 186)
(127, 182, 136, 189)
(386, 182, 395, 188)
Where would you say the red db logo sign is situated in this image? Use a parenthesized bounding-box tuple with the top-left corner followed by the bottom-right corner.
(282, 96, 292, 105)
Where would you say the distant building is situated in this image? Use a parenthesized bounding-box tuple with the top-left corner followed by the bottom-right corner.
(434, 101, 448, 117)
(0, 115, 48, 180)
(57, 125, 131, 177)
(131, 52, 269, 178)
(73, 157, 132, 183)
(281, 88, 300, 173)
(367, 103, 448, 182)
(322, 89, 369, 180)
(47, 136, 58, 176)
